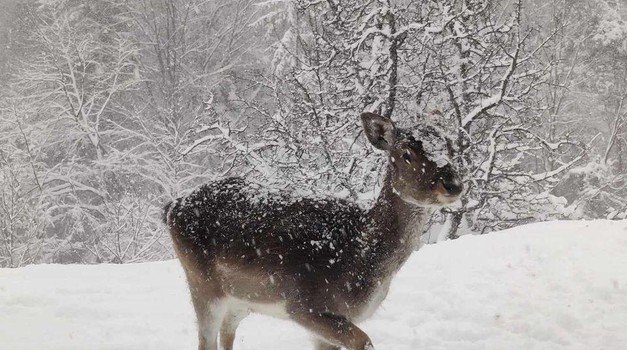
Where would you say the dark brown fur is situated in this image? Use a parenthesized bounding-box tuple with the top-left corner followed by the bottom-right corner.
(164, 113, 462, 350)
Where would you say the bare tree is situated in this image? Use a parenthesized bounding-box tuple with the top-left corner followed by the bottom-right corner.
(259, 0, 586, 239)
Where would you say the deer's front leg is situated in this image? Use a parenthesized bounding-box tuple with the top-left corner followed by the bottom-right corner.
(290, 311, 373, 350)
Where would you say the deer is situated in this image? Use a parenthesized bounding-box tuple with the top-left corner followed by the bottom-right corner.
(162, 112, 463, 350)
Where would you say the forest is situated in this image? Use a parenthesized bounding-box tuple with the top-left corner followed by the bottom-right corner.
(0, 0, 626, 267)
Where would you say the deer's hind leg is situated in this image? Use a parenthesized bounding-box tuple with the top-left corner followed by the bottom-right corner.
(190, 288, 227, 350)
(219, 308, 247, 350)
(184, 268, 227, 350)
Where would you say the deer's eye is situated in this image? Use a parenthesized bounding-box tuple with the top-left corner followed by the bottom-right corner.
(402, 151, 411, 164)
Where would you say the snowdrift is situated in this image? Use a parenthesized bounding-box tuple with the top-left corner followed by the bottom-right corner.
(1, 220, 626, 350)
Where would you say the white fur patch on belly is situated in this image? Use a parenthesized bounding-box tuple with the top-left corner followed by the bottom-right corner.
(225, 296, 290, 320)
(216, 262, 291, 319)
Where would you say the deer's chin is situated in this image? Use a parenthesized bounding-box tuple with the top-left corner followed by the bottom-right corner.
(397, 194, 447, 208)
(435, 193, 461, 206)
(393, 187, 461, 208)
(401, 193, 460, 208)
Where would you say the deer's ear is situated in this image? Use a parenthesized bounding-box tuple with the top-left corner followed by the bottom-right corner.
(361, 112, 396, 151)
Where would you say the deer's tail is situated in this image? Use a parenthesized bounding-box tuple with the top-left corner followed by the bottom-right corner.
(162, 200, 174, 225)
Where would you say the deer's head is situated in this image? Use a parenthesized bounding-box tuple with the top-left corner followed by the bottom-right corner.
(362, 112, 462, 206)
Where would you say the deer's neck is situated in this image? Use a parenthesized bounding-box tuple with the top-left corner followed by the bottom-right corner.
(365, 167, 431, 275)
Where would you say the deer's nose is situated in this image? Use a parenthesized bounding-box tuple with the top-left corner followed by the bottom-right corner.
(441, 179, 463, 196)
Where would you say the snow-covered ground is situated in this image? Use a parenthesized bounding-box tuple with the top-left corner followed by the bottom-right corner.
(1, 220, 627, 350)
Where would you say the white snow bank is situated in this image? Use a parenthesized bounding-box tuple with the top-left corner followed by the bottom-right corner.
(1, 220, 626, 350)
